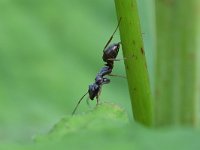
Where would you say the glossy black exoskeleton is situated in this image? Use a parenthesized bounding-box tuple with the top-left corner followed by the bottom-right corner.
(103, 43, 120, 68)
(72, 18, 122, 115)
(72, 66, 112, 115)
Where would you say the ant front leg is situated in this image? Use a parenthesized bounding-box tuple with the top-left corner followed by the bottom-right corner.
(96, 95, 99, 106)
(96, 86, 102, 106)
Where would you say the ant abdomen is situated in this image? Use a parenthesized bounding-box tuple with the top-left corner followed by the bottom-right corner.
(102, 43, 120, 63)
(88, 83, 99, 100)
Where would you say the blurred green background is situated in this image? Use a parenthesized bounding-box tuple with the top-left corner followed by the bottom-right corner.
(1, 0, 200, 150)
(1, 0, 154, 143)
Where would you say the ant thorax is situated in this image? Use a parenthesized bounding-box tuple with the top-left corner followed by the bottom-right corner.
(95, 75, 104, 85)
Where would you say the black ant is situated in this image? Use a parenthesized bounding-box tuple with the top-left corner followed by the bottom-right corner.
(72, 18, 123, 115)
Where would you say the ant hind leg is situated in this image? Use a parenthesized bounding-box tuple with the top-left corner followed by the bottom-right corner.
(108, 74, 126, 79)
(96, 87, 102, 106)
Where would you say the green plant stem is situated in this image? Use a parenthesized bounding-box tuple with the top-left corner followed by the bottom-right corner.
(196, 13, 200, 126)
(155, 0, 200, 126)
(114, 0, 153, 126)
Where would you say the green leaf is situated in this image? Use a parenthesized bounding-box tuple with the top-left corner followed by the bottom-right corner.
(35, 102, 129, 142)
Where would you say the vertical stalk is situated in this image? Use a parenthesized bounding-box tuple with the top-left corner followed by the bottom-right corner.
(114, 0, 153, 126)
(155, 0, 200, 126)
(195, 9, 200, 126)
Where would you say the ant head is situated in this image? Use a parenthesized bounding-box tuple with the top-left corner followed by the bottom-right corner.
(88, 83, 100, 100)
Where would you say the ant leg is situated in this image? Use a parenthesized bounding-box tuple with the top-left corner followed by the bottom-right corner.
(86, 96, 91, 107)
(107, 54, 134, 61)
(103, 17, 122, 50)
(96, 87, 102, 106)
(108, 74, 126, 79)
(107, 58, 127, 61)
(96, 95, 99, 106)
(107, 55, 135, 61)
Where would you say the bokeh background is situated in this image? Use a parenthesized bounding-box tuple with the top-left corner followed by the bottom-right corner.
(0, 0, 154, 143)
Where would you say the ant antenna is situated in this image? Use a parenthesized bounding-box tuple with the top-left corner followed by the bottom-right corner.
(103, 17, 122, 50)
(72, 91, 88, 115)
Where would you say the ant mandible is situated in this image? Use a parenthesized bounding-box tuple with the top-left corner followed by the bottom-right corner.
(72, 18, 122, 115)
